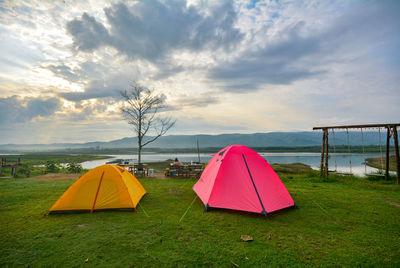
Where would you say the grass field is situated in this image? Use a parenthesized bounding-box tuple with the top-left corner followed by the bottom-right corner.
(1, 170, 400, 267)
(366, 155, 398, 172)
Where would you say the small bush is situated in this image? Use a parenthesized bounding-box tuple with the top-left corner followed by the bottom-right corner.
(18, 164, 33, 177)
(66, 162, 83, 173)
(45, 161, 61, 173)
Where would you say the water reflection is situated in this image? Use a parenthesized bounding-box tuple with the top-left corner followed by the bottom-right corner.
(81, 152, 388, 176)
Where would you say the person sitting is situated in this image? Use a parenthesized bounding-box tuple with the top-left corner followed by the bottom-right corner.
(172, 157, 183, 166)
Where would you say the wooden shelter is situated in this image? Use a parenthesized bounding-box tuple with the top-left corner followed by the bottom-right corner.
(313, 123, 400, 183)
(0, 157, 23, 177)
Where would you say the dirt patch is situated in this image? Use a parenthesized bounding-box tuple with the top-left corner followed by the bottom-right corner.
(154, 173, 168, 179)
(386, 200, 400, 208)
(30, 173, 82, 180)
(167, 190, 183, 195)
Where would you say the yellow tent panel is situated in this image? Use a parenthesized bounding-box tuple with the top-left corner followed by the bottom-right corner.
(49, 164, 146, 214)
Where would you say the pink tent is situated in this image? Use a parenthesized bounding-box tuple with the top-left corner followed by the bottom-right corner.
(193, 145, 294, 215)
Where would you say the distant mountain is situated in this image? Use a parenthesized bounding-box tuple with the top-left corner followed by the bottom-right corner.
(0, 131, 388, 152)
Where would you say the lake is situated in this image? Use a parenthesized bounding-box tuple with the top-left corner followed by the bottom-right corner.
(81, 152, 386, 176)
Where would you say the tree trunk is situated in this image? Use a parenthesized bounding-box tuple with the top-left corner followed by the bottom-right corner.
(138, 146, 142, 166)
(138, 113, 142, 166)
(138, 135, 142, 166)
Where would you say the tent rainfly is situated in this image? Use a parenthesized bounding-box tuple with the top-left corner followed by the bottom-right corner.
(49, 164, 146, 214)
(193, 145, 294, 215)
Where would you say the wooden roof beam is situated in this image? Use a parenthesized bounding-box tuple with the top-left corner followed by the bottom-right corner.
(313, 123, 400, 130)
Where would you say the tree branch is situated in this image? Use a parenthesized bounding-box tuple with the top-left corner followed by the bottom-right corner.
(120, 82, 176, 164)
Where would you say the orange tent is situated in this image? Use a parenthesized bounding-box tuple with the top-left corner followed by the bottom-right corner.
(49, 164, 146, 214)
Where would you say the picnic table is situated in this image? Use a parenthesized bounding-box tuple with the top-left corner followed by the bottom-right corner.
(123, 164, 149, 177)
(165, 162, 204, 178)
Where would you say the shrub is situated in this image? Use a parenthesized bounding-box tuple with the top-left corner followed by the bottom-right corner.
(45, 161, 61, 173)
(66, 162, 83, 173)
(18, 164, 33, 177)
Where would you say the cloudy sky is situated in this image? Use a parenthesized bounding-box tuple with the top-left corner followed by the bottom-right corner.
(0, 0, 399, 144)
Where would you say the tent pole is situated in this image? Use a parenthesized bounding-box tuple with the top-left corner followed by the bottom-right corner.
(91, 171, 105, 214)
(242, 154, 267, 215)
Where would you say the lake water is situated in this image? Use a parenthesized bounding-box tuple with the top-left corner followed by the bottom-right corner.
(81, 152, 386, 176)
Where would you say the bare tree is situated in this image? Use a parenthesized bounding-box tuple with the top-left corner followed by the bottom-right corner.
(120, 83, 176, 166)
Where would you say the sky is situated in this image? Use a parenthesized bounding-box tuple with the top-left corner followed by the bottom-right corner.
(0, 0, 399, 144)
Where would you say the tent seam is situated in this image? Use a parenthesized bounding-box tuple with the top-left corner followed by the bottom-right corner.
(206, 145, 235, 205)
(112, 165, 135, 208)
(242, 153, 267, 214)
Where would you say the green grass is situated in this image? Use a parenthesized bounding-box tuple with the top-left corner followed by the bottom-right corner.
(270, 163, 312, 174)
(366, 155, 398, 172)
(1, 172, 400, 267)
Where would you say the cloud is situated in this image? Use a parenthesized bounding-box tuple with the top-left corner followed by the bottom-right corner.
(170, 92, 220, 110)
(0, 96, 61, 123)
(59, 73, 132, 101)
(210, 22, 324, 91)
(171, 115, 249, 135)
(66, 1, 243, 61)
(209, 1, 400, 92)
(0, 0, 399, 144)
(45, 64, 80, 83)
(67, 12, 110, 52)
(61, 99, 118, 121)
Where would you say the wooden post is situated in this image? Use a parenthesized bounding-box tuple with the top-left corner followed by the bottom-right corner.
(320, 130, 326, 176)
(393, 127, 400, 184)
(386, 126, 391, 180)
(325, 129, 329, 179)
(197, 140, 201, 163)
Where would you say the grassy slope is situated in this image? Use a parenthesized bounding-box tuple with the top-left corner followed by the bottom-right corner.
(366, 155, 398, 172)
(1, 173, 399, 267)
